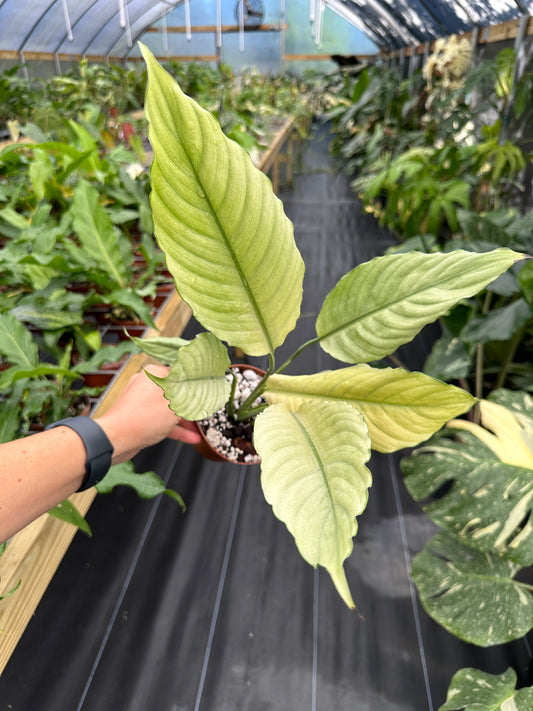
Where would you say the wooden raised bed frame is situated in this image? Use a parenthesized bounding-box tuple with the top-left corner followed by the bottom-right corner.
(0, 113, 308, 675)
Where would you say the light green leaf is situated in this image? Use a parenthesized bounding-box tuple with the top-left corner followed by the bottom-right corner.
(440, 667, 533, 710)
(315, 249, 524, 364)
(140, 44, 304, 357)
(48, 499, 92, 536)
(129, 334, 190, 364)
(402, 428, 533, 565)
(411, 531, 533, 646)
(255, 400, 372, 608)
(0, 363, 78, 387)
(96, 462, 185, 509)
(146, 332, 231, 420)
(0, 312, 38, 368)
(10, 304, 84, 330)
(0, 207, 28, 231)
(73, 341, 139, 373)
(266, 365, 475, 453)
(71, 180, 128, 288)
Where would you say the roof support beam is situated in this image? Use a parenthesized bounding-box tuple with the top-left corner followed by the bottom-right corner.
(325, 0, 416, 47)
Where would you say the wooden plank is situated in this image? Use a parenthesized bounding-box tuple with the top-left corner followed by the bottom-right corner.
(257, 117, 297, 174)
(0, 292, 191, 676)
(0, 50, 124, 63)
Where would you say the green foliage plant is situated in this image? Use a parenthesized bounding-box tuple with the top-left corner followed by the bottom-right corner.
(420, 208, 533, 397)
(136, 45, 525, 609)
(0, 312, 139, 439)
(0, 119, 158, 325)
(353, 143, 473, 239)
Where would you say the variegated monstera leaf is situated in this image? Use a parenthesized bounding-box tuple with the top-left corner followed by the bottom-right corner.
(404, 390, 533, 645)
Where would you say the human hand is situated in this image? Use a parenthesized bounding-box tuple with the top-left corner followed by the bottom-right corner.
(95, 364, 201, 463)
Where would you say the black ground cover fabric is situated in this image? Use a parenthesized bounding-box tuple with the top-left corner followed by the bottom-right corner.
(1, 123, 531, 710)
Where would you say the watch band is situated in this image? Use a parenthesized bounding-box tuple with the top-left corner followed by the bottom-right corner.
(45, 416, 114, 491)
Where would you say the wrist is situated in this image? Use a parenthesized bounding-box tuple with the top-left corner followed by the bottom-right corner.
(45, 417, 114, 490)
(93, 413, 135, 464)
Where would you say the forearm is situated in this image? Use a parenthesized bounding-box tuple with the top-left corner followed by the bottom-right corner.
(0, 426, 87, 543)
(0, 366, 200, 543)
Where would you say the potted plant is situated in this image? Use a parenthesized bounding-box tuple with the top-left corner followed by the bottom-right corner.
(135, 45, 525, 609)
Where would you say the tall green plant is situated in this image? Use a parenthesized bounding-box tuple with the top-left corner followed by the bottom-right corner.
(136, 45, 524, 608)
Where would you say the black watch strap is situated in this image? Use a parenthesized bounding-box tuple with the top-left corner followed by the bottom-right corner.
(45, 416, 114, 491)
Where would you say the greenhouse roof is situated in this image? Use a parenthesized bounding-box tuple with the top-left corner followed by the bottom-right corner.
(0, 0, 531, 61)
(325, 0, 533, 50)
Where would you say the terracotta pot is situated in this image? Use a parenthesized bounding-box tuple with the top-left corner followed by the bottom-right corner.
(194, 364, 265, 465)
(83, 370, 118, 387)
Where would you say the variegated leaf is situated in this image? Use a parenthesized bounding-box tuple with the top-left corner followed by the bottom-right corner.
(440, 667, 533, 711)
(255, 400, 372, 608)
(146, 332, 230, 420)
(412, 531, 533, 646)
(402, 401, 533, 565)
(266, 365, 475, 452)
(140, 44, 304, 357)
(316, 249, 524, 364)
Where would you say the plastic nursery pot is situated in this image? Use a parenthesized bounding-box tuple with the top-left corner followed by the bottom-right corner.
(194, 364, 265, 466)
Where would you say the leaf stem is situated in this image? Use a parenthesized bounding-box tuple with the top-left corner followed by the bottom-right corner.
(274, 336, 321, 375)
(474, 290, 493, 404)
(494, 321, 527, 390)
(233, 353, 275, 421)
(226, 370, 238, 419)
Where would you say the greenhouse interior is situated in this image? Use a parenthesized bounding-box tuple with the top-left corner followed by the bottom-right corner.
(2, 0, 533, 709)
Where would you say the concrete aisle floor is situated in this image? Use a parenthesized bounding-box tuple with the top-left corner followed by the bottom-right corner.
(1, 123, 531, 711)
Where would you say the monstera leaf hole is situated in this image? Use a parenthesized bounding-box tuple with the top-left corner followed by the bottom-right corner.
(194, 364, 266, 464)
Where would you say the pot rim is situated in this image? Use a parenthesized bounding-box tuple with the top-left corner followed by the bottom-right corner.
(194, 363, 265, 465)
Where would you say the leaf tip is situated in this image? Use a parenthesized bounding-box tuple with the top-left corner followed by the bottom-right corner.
(329, 565, 357, 610)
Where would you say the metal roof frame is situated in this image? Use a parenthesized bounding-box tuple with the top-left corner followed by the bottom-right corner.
(0, 0, 532, 62)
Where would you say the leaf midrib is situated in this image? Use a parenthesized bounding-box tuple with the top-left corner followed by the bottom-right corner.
(84, 207, 126, 288)
(162, 98, 274, 355)
(267, 387, 464, 411)
(320, 260, 508, 342)
(290, 410, 341, 557)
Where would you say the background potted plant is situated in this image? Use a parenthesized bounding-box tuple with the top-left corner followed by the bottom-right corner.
(133, 45, 525, 610)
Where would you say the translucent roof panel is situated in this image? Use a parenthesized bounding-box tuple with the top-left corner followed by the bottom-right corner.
(129, 0, 378, 74)
(327, 0, 533, 50)
(0, 0, 186, 59)
(0, 0, 531, 61)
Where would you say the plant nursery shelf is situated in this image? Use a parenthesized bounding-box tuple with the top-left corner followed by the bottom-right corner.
(0, 290, 192, 676)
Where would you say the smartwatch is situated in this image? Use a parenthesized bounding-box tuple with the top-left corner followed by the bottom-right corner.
(45, 416, 114, 491)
